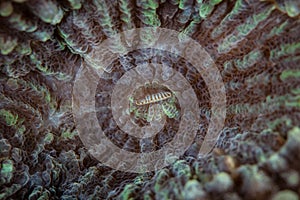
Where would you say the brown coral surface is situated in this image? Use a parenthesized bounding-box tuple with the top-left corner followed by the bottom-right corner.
(0, 0, 299, 199)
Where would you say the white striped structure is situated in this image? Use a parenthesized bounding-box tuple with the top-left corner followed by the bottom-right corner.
(135, 91, 172, 105)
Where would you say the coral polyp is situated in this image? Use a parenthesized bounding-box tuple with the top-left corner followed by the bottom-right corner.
(128, 83, 180, 126)
(0, 0, 299, 199)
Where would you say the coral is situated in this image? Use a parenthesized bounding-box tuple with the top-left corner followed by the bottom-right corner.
(0, 0, 299, 199)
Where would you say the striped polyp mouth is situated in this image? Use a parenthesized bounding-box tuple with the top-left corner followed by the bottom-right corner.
(129, 82, 180, 126)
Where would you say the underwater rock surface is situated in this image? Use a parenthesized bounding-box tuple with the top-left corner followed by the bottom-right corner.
(0, 0, 299, 199)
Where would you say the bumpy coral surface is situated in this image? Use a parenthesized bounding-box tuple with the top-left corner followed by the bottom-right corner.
(0, 0, 300, 199)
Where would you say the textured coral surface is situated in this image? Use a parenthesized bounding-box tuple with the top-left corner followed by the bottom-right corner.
(0, 0, 300, 199)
